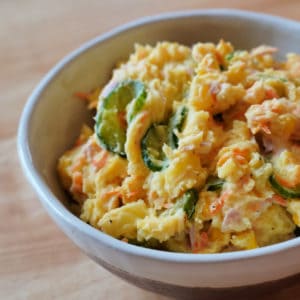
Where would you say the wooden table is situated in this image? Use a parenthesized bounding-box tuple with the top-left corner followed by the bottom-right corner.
(2, 1, 300, 299)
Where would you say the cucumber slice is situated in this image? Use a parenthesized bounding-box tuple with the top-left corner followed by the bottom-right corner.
(95, 80, 146, 157)
(206, 176, 225, 191)
(126, 80, 147, 122)
(168, 106, 188, 149)
(162, 189, 199, 220)
(181, 189, 199, 219)
(225, 50, 243, 62)
(269, 174, 300, 199)
(141, 124, 169, 171)
(141, 106, 187, 171)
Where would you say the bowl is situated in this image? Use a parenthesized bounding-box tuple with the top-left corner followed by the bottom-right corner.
(18, 9, 300, 299)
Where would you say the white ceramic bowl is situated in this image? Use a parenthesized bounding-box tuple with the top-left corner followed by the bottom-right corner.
(18, 9, 300, 299)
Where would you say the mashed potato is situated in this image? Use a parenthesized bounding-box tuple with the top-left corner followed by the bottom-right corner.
(58, 40, 300, 253)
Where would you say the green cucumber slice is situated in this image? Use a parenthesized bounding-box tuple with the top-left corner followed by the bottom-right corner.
(141, 106, 187, 171)
(206, 176, 225, 191)
(141, 124, 169, 171)
(181, 189, 199, 219)
(95, 80, 146, 157)
(269, 174, 300, 199)
(162, 189, 199, 220)
(126, 80, 147, 122)
(168, 106, 188, 149)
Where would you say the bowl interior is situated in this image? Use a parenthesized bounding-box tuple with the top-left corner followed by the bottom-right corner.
(21, 9, 300, 234)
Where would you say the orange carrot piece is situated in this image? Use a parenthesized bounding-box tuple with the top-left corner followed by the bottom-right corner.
(102, 189, 120, 198)
(239, 175, 250, 186)
(139, 111, 150, 123)
(265, 89, 278, 100)
(247, 201, 264, 212)
(275, 174, 299, 189)
(71, 156, 86, 172)
(209, 82, 220, 103)
(210, 191, 231, 215)
(267, 194, 287, 207)
(74, 91, 91, 101)
(215, 51, 223, 65)
(217, 153, 231, 167)
(232, 148, 249, 164)
(70, 171, 83, 194)
(192, 232, 209, 253)
(235, 155, 248, 164)
(233, 148, 249, 157)
(93, 151, 109, 171)
(84, 141, 102, 161)
(126, 191, 140, 198)
(260, 123, 272, 135)
(74, 136, 85, 147)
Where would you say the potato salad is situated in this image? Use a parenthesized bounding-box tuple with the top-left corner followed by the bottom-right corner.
(58, 40, 300, 253)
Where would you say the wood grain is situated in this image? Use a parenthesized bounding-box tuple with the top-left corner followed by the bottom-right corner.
(1, 0, 300, 299)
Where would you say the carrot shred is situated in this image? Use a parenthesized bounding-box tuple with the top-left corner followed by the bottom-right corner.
(235, 155, 248, 164)
(232, 110, 246, 120)
(126, 191, 140, 199)
(74, 88, 101, 107)
(192, 232, 209, 253)
(71, 156, 86, 172)
(238, 175, 250, 186)
(233, 148, 249, 157)
(270, 106, 282, 114)
(267, 194, 287, 207)
(93, 151, 109, 171)
(74, 136, 85, 147)
(199, 232, 209, 248)
(210, 191, 231, 215)
(265, 89, 278, 100)
(247, 201, 264, 212)
(217, 153, 230, 167)
(275, 174, 299, 189)
(139, 111, 150, 123)
(102, 189, 120, 198)
(260, 123, 272, 135)
(209, 82, 220, 103)
(215, 51, 223, 65)
(70, 171, 83, 194)
(84, 141, 102, 161)
(74, 92, 91, 101)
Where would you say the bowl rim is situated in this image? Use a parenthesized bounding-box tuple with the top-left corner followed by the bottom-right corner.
(18, 8, 300, 264)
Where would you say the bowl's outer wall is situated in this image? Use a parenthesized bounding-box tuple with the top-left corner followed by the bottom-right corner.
(20, 10, 300, 288)
(46, 197, 300, 288)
